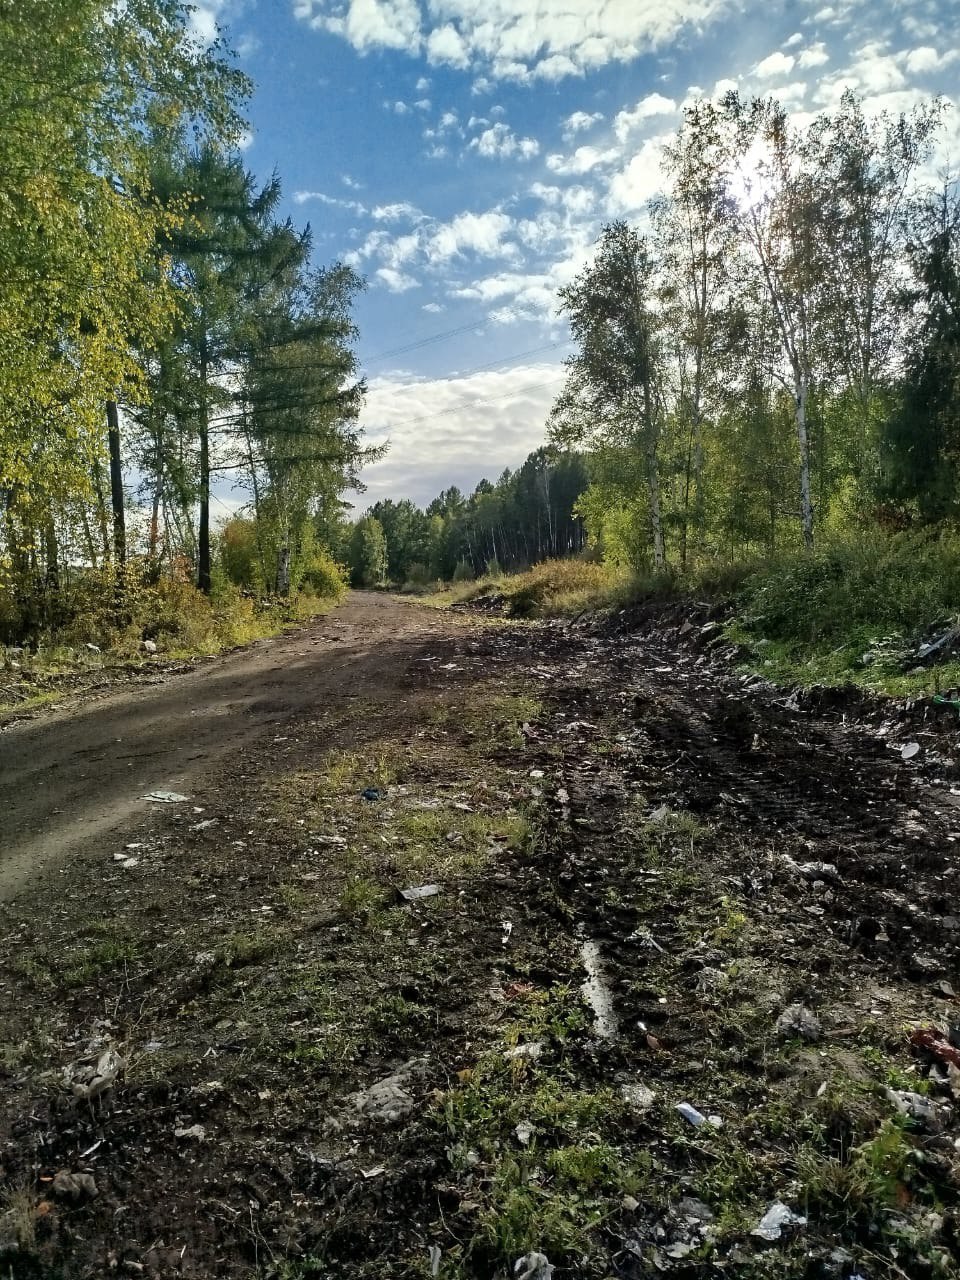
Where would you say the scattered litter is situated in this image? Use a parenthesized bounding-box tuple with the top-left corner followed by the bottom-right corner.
(750, 1201, 807, 1241)
(901, 741, 921, 761)
(886, 1088, 939, 1129)
(398, 884, 440, 902)
(191, 818, 219, 831)
(361, 787, 387, 802)
(501, 920, 514, 945)
(505, 1040, 543, 1061)
(428, 1245, 442, 1277)
(142, 790, 190, 804)
(347, 1059, 425, 1123)
(314, 834, 347, 848)
(79, 1139, 103, 1158)
(528, 769, 545, 779)
(676, 1103, 705, 1127)
(678, 1197, 714, 1224)
(514, 1252, 554, 1280)
(515, 1120, 534, 1146)
(361, 1166, 386, 1179)
(85, 643, 101, 654)
(676, 1103, 722, 1128)
(910, 1026, 960, 1070)
(783, 856, 839, 881)
(621, 1083, 656, 1113)
(65, 1046, 124, 1102)
(775, 1004, 822, 1043)
(142, 639, 158, 654)
(648, 804, 671, 824)
(174, 1124, 206, 1141)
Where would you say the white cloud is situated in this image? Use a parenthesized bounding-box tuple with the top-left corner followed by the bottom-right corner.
(546, 145, 619, 176)
(469, 122, 539, 159)
(613, 93, 678, 143)
(606, 136, 670, 213)
(562, 110, 604, 141)
(293, 190, 368, 215)
(299, 0, 422, 53)
(415, 75, 431, 90)
(357, 362, 568, 508)
(372, 201, 425, 221)
(904, 47, 958, 75)
(754, 51, 796, 78)
(376, 267, 420, 291)
(431, 210, 515, 260)
(427, 22, 470, 66)
(422, 301, 445, 312)
(797, 42, 829, 69)
(294, 0, 737, 81)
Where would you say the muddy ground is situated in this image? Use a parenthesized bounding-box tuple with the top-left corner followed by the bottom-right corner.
(1, 593, 959, 1279)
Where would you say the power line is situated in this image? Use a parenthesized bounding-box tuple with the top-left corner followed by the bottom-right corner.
(361, 320, 488, 366)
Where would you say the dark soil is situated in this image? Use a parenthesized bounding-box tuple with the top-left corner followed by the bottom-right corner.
(1, 594, 958, 1279)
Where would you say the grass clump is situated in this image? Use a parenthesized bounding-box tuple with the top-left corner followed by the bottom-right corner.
(731, 529, 960, 693)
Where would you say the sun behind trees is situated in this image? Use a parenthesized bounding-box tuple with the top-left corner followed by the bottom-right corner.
(552, 90, 957, 570)
(0, 2, 368, 649)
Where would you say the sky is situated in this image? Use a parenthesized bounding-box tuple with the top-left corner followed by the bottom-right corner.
(192, 0, 960, 515)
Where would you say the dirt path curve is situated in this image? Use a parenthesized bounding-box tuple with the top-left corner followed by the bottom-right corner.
(0, 592, 451, 900)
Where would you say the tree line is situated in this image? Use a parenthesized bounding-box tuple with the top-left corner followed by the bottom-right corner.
(341, 447, 588, 588)
(552, 90, 959, 570)
(0, 1, 367, 643)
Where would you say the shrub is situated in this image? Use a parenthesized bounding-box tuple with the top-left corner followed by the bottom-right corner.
(299, 549, 349, 601)
(452, 559, 475, 583)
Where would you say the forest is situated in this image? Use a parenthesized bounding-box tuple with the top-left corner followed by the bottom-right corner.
(0, 1, 367, 649)
(2, 1, 959, 661)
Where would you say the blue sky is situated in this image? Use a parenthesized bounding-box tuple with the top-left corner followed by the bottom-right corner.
(193, 0, 960, 513)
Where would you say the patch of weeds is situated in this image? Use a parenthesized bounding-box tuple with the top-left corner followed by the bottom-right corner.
(0, 1183, 37, 1252)
(218, 926, 288, 968)
(59, 937, 141, 988)
(337, 875, 386, 919)
(798, 1118, 915, 1228)
(391, 806, 530, 881)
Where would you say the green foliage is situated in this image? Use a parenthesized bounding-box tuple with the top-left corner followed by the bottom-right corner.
(348, 517, 387, 588)
(451, 558, 475, 582)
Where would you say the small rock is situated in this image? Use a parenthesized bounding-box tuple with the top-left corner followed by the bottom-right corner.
(775, 1004, 821, 1043)
(621, 1083, 656, 1113)
(677, 1197, 714, 1223)
(622, 1194, 640, 1212)
(51, 1171, 98, 1202)
(505, 1040, 544, 1061)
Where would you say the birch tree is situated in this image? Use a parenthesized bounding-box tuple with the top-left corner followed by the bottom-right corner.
(552, 222, 667, 568)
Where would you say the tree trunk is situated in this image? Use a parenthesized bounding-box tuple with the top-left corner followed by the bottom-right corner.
(197, 343, 212, 594)
(795, 375, 814, 549)
(106, 400, 126, 567)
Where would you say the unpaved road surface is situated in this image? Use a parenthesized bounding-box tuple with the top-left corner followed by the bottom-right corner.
(0, 593, 452, 899)
(1, 594, 959, 1280)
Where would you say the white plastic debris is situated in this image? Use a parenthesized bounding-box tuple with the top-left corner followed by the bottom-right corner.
(142, 790, 190, 804)
(514, 1252, 554, 1280)
(428, 1245, 442, 1277)
(515, 1120, 534, 1146)
(174, 1124, 206, 1141)
(505, 1040, 543, 1061)
(901, 742, 921, 761)
(66, 1046, 125, 1102)
(676, 1102, 721, 1128)
(399, 884, 440, 902)
(501, 920, 514, 945)
(751, 1201, 807, 1241)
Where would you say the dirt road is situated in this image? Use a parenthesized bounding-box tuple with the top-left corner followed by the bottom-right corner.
(1, 594, 959, 1280)
(0, 593, 453, 900)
